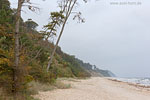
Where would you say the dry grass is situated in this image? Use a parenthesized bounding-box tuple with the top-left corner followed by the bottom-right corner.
(54, 80, 71, 89)
(0, 88, 39, 100)
(29, 79, 71, 95)
(0, 79, 72, 100)
(28, 81, 56, 95)
(57, 78, 80, 82)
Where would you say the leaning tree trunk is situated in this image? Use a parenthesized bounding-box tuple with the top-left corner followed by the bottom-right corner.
(13, 0, 24, 99)
(47, 0, 77, 72)
(47, 18, 67, 72)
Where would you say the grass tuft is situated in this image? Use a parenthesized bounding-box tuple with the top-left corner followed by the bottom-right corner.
(54, 80, 71, 89)
(28, 81, 56, 95)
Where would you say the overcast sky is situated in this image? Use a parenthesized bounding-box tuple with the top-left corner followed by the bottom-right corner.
(9, 0, 150, 77)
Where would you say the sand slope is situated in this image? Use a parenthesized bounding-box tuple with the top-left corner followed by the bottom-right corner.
(34, 77, 150, 100)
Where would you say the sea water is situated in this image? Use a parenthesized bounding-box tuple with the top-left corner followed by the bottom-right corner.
(111, 77, 150, 86)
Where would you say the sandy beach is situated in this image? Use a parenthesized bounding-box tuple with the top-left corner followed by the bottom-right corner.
(34, 77, 150, 100)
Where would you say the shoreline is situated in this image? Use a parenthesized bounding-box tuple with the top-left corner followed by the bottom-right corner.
(34, 77, 150, 100)
(108, 78, 150, 91)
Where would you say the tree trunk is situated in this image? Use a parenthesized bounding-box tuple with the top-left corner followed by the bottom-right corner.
(47, 18, 67, 72)
(13, 0, 23, 99)
(47, 0, 77, 72)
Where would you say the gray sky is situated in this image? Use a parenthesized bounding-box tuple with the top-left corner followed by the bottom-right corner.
(9, 0, 150, 77)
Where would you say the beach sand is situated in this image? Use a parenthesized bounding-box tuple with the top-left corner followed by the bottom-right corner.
(34, 77, 150, 100)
